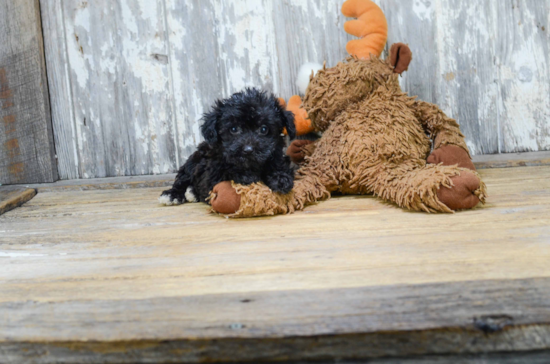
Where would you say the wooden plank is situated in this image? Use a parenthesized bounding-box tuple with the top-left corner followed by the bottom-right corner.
(473, 151, 550, 169)
(1, 166, 550, 362)
(41, 0, 178, 179)
(0, 0, 58, 184)
(9, 151, 548, 192)
(41, 0, 550, 179)
(164, 0, 225, 163)
(269, 351, 550, 364)
(26, 173, 176, 192)
(0, 186, 36, 215)
(39, 0, 80, 180)
(1, 278, 550, 363)
(433, 0, 500, 155)
(496, 0, 550, 153)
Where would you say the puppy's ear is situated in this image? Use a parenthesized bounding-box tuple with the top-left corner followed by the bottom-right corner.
(282, 110, 296, 140)
(200, 107, 219, 144)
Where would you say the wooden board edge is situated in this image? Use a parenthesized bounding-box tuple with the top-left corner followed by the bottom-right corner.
(0, 188, 36, 215)
(3, 276, 550, 363)
(473, 151, 550, 169)
(5, 151, 548, 192)
(2, 324, 550, 364)
(22, 174, 177, 192)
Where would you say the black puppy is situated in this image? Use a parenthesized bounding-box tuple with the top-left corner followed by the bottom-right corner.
(159, 88, 296, 206)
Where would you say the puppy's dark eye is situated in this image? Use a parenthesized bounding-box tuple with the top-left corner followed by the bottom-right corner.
(258, 125, 268, 135)
(230, 126, 241, 135)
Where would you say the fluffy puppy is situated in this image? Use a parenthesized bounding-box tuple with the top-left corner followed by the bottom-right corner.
(159, 88, 296, 206)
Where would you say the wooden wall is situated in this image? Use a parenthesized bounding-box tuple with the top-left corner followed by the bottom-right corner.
(40, 0, 550, 180)
(0, 0, 58, 184)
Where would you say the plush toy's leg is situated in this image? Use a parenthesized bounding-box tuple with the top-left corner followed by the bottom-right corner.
(210, 157, 337, 218)
(364, 160, 486, 212)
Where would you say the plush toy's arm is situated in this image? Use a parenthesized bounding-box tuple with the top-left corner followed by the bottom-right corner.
(413, 100, 477, 170)
(286, 139, 316, 164)
(413, 100, 469, 155)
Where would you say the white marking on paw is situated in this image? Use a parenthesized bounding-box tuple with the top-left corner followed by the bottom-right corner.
(158, 195, 174, 206)
(185, 186, 198, 203)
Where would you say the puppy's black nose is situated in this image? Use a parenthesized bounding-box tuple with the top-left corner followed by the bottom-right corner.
(243, 145, 254, 154)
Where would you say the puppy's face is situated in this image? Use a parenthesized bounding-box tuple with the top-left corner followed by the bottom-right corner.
(201, 88, 295, 168)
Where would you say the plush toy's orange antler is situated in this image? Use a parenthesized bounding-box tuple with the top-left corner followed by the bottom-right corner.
(342, 0, 388, 59)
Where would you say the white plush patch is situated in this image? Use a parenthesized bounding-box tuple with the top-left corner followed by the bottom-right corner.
(158, 194, 174, 206)
(185, 186, 198, 203)
(296, 62, 323, 95)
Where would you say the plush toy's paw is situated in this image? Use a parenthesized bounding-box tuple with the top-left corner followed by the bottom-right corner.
(159, 188, 185, 206)
(437, 171, 482, 211)
(210, 182, 241, 214)
(266, 172, 294, 194)
(286, 140, 314, 164)
(428, 145, 476, 171)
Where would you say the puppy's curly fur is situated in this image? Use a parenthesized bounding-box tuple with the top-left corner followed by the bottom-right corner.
(159, 88, 296, 206)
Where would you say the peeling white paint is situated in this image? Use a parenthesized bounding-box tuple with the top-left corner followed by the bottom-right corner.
(413, 0, 433, 21)
(44, 0, 550, 179)
(67, 6, 91, 88)
(497, 3, 550, 152)
(120, 1, 138, 35)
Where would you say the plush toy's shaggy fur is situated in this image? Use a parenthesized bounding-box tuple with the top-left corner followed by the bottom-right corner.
(159, 88, 296, 206)
(212, 56, 487, 217)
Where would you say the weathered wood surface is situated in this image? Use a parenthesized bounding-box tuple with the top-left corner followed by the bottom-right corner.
(24, 173, 177, 192)
(1, 166, 550, 363)
(282, 351, 550, 364)
(40, 0, 550, 180)
(0, 0, 58, 184)
(472, 150, 550, 169)
(9, 151, 548, 193)
(0, 186, 36, 215)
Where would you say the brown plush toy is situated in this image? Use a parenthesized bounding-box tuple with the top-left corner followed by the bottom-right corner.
(209, 0, 487, 217)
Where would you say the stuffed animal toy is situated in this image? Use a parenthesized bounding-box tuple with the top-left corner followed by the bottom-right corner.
(209, 0, 487, 217)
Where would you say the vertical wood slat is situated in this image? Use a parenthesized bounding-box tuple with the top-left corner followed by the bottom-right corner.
(0, 0, 58, 184)
(496, 0, 550, 153)
(40, 0, 79, 180)
(41, 0, 178, 179)
(40, 0, 550, 180)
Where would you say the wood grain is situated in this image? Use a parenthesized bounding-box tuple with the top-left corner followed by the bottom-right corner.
(0, 0, 57, 184)
(473, 151, 550, 169)
(1, 278, 550, 363)
(40, 0, 178, 179)
(1, 166, 550, 362)
(9, 151, 547, 193)
(495, 0, 550, 153)
(0, 186, 36, 215)
(272, 351, 550, 364)
(39, 0, 80, 180)
(41, 0, 550, 179)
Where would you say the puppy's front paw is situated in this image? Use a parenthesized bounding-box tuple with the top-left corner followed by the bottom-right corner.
(159, 188, 185, 206)
(266, 173, 294, 194)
